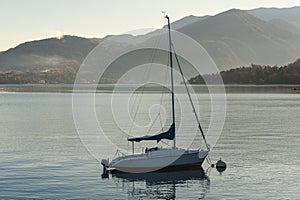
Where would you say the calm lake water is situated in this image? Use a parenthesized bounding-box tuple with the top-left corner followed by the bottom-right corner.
(0, 85, 299, 199)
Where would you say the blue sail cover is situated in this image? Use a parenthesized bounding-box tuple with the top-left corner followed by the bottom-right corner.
(128, 123, 175, 143)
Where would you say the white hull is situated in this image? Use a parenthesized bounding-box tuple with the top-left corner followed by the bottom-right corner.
(106, 148, 208, 173)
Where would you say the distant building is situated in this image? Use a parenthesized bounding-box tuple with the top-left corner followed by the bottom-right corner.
(41, 69, 50, 73)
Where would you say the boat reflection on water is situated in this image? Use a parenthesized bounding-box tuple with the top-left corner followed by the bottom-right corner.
(110, 166, 210, 199)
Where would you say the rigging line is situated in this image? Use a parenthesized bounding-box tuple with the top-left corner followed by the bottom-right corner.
(146, 112, 160, 134)
(128, 28, 164, 135)
(159, 139, 171, 147)
(146, 71, 169, 135)
(165, 41, 172, 126)
(158, 57, 170, 132)
(145, 28, 170, 133)
(206, 154, 213, 165)
(150, 62, 171, 137)
(143, 30, 172, 135)
(158, 112, 163, 132)
(157, 93, 164, 132)
(171, 43, 210, 151)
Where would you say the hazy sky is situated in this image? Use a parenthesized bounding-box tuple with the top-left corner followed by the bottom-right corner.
(1, 0, 300, 51)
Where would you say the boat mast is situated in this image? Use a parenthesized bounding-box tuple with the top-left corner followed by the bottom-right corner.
(165, 15, 176, 149)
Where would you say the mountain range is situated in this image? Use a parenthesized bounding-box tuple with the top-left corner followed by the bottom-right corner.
(0, 36, 99, 71)
(1, 7, 300, 83)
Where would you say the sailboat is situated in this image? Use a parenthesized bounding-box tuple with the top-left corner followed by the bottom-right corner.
(101, 15, 210, 173)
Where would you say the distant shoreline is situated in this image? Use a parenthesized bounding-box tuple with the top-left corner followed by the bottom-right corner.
(0, 84, 299, 94)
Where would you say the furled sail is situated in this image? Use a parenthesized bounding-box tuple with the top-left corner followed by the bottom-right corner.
(128, 123, 175, 143)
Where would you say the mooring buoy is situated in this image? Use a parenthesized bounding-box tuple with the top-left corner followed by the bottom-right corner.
(216, 158, 227, 173)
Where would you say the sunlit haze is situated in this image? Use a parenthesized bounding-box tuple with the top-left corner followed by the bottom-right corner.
(1, 0, 299, 51)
